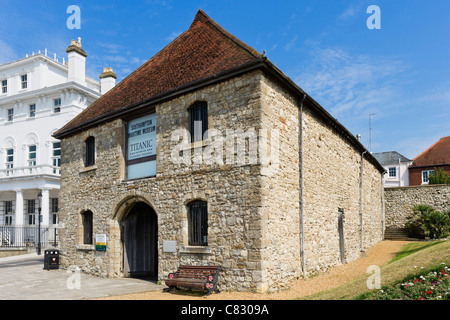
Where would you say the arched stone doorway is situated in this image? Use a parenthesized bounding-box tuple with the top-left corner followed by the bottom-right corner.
(121, 201, 158, 279)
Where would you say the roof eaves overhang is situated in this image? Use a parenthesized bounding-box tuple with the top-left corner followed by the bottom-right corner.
(54, 57, 385, 174)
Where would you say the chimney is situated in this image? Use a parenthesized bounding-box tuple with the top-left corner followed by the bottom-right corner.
(356, 134, 362, 142)
(66, 37, 87, 84)
(100, 67, 117, 94)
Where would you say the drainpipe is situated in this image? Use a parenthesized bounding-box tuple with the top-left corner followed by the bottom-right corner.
(381, 170, 386, 239)
(299, 93, 307, 277)
(360, 150, 367, 252)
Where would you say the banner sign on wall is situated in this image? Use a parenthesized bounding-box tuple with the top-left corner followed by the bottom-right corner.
(127, 113, 156, 179)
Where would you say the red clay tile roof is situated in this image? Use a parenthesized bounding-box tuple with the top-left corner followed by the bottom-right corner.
(411, 136, 450, 167)
(55, 9, 263, 137)
(53, 9, 385, 173)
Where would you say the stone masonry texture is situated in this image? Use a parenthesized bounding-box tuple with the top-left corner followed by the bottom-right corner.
(384, 184, 450, 228)
(58, 70, 384, 293)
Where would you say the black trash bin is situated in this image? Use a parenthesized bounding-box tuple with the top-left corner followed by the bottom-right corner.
(44, 250, 59, 270)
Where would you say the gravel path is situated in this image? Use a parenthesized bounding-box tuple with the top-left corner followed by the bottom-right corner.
(97, 240, 409, 300)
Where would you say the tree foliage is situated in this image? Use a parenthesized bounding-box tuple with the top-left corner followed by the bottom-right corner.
(428, 167, 450, 185)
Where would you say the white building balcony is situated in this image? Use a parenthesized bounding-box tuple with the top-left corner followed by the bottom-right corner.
(0, 164, 60, 179)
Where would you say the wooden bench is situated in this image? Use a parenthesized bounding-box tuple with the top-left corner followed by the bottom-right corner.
(165, 265, 221, 295)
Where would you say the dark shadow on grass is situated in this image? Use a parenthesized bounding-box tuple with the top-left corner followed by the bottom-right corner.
(389, 240, 444, 264)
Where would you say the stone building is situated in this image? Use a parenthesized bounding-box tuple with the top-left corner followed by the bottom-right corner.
(54, 10, 385, 293)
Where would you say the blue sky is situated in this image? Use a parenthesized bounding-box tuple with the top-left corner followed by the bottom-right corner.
(0, 0, 449, 159)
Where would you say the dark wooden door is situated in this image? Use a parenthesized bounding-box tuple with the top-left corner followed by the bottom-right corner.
(123, 202, 157, 278)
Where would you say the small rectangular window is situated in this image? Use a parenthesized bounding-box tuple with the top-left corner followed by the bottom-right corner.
(388, 167, 396, 178)
(21, 74, 27, 89)
(52, 141, 61, 174)
(27, 199, 36, 225)
(85, 137, 95, 167)
(4, 201, 13, 214)
(188, 200, 208, 246)
(422, 170, 434, 184)
(51, 198, 59, 213)
(27, 199, 35, 214)
(189, 101, 208, 143)
(28, 145, 37, 167)
(29, 104, 36, 118)
(54, 98, 61, 113)
(7, 108, 14, 122)
(1, 80, 7, 93)
(5, 149, 13, 175)
(82, 211, 93, 245)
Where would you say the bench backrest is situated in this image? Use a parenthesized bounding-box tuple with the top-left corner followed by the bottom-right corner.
(175, 265, 220, 279)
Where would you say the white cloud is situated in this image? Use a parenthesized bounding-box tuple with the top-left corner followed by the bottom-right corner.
(284, 36, 298, 51)
(0, 38, 19, 65)
(294, 46, 409, 120)
(165, 31, 182, 42)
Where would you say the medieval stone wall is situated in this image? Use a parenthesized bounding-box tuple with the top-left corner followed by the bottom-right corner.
(59, 71, 268, 292)
(58, 69, 384, 293)
(384, 184, 450, 228)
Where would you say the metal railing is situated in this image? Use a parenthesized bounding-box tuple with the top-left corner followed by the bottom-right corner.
(26, 49, 66, 66)
(0, 225, 58, 249)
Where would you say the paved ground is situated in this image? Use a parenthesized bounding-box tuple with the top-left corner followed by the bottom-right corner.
(0, 252, 164, 300)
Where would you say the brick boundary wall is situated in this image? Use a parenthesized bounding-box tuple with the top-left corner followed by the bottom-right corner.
(384, 184, 450, 228)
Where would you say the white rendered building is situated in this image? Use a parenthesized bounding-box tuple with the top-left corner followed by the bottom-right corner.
(372, 151, 412, 187)
(0, 38, 115, 245)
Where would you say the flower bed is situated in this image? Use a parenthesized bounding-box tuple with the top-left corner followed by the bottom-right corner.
(368, 263, 450, 300)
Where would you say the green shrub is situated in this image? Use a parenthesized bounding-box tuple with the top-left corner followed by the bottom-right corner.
(428, 168, 450, 185)
(405, 204, 450, 239)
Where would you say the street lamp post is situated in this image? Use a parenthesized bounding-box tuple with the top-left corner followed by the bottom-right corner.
(37, 191, 42, 255)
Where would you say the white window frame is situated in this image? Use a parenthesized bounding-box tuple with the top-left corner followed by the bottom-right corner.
(53, 98, 61, 113)
(5, 148, 14, 176)
(29, 104, 36, 118)
(7, 108, 14, 122)
(28, 145, 37, 171)
(52, 141, 61, 174)
(1, 80, 7, 94)
(4, 201, 14, 225)
(388, 167, 397, 178)
(422, 170, 434, 184)
(21, 74, 28, 89)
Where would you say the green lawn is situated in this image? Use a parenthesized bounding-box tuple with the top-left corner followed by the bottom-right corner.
(301, 240, 450, 300)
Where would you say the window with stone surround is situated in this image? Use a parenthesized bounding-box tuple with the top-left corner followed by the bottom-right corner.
(82, 211, 93, 245)
(188, 101, 208, 143)
(187, 200, 208, 246)
(85, 136, 95, 167)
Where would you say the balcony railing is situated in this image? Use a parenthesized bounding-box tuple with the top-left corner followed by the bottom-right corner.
(0, 164, 61, 179)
